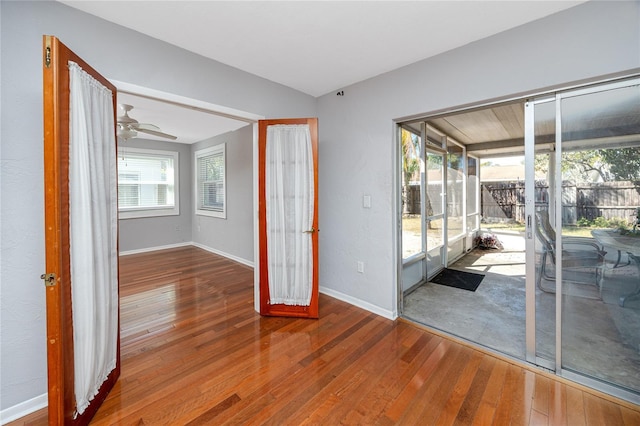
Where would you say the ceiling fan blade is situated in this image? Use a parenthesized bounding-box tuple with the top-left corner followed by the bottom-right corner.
(116, 105, 177, 140)
(133, 123, 161, 131)
(134, 127, 178, 140)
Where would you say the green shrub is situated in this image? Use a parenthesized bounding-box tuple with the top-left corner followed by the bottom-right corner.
(593, 217, 610, 228)
(608, 217, 631, 228)
(577, 217, 592, 227)
(577, 216, 632, 229)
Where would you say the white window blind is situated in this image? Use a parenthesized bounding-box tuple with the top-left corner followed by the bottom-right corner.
(117, 147, 179, 219)
(195, 144, 226, 218)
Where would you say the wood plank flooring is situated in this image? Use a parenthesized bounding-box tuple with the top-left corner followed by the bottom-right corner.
(10, 246, 640, 425)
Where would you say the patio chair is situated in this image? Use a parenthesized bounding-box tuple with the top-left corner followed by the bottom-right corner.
(535, 211, 607, 298)
(537, 210, 605, 251)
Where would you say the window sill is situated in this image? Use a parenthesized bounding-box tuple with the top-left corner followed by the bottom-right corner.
(119, 208, 179, 220)
(196, 209, 226, 219)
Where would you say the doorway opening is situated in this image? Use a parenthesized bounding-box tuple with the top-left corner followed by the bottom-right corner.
(400, 102, 527, 361)
(397, 75, 640, 403)
(111, 80, 265, 311)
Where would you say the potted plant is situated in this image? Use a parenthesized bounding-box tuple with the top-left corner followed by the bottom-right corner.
(474, 232, 504, 250)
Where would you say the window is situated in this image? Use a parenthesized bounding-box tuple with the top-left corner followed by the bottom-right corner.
(195, 144, 226, 218)
(117, 147, 179, 219)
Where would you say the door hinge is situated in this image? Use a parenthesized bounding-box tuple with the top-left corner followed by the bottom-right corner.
(44, 36, 52, 69)
(40, 272, 57, 287)
(45, 46, 51, 68)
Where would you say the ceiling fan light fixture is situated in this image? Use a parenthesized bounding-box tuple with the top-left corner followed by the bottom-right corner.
(117, 124, 138, 141)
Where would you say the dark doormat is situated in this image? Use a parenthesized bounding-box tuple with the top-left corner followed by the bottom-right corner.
(431, 268, 484, 292)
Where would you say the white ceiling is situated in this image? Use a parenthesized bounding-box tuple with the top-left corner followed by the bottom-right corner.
(60, 0, 586, 144)
(117, 91, 250, 144)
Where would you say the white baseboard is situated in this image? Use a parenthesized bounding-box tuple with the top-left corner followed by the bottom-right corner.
(191, 242, 254, 268)
(320, 286, 397, 320)
(119, 241, 192, 256)
(120, 241, 254, 268)
(1, 393, 47, 425)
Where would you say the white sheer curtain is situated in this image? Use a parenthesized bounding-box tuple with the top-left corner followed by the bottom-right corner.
(266, 124, 314, 305)
(68, 61, 118, 416)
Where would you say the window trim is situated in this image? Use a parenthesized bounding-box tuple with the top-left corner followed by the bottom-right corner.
(117, 147, 180, 219)
(195, 143, 226, 219)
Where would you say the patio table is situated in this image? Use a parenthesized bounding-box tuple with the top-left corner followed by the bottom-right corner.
(591, 229, 640, 307)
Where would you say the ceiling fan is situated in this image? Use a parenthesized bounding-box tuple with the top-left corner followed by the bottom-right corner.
(116, 104, 177, 141)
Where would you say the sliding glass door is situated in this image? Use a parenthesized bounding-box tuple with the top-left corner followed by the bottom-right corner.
(526, 77, 640, 402)
(525, 97, 557, 369)
(559, 81, 640, 396)
(398, 74, 639, 402)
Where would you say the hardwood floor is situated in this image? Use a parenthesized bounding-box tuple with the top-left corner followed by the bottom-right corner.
(10, 246, 640, 425)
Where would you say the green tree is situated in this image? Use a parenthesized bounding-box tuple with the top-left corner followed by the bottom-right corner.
(401, 129, 421, 216)
(600, 148, 640, 180)
(401, 129, 420, 186)
(535, 148, 640, 182)
(562, 150, 608, 181)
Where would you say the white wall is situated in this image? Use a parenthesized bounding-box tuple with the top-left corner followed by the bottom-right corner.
(0, 0, 315, 416)
(2, 0, 639, 419)
(118, 125, 255, 263)
(192, 125, 255, 265)
(118, 139, 193, 252)
(315, 1, 639, 317)
(118, 125, 254, 264)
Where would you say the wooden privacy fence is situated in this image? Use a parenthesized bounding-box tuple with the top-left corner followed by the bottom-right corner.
(481, 180, 640, 224)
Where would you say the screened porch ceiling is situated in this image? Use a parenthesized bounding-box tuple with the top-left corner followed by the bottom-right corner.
(403, 83, 640, 159)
